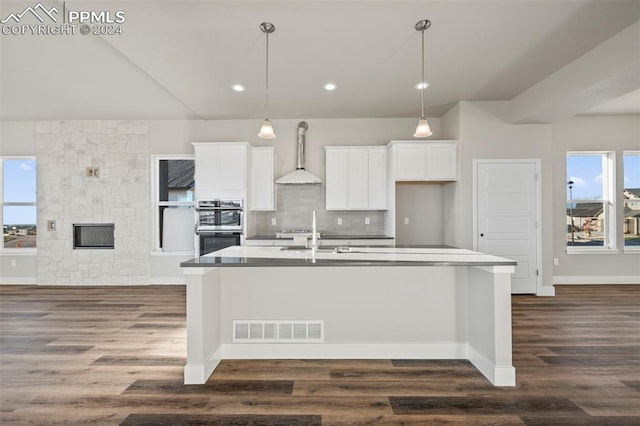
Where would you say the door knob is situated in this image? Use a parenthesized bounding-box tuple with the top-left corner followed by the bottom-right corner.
(480, 233, 484, 237)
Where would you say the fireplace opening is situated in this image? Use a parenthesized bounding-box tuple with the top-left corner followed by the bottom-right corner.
(73, 224, 114, 249)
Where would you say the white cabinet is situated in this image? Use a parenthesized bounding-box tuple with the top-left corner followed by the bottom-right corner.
(193, 142, 248, 199)
(348, 149, 369, 209)
(325, 146, 388, 210)
(325, 149, 349, 209)
(250, 147, 275, 211)
(368, 148, 389, 209)
(392, 141, 458, 181)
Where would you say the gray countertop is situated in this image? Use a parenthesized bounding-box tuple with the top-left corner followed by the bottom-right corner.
(181, 246, 516, 268)
(245, 234, 394, 240)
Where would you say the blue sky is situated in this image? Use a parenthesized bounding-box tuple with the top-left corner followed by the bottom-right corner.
(623, 154, 640, 191)
(567, 153, 640, 200)
(3, 159, 36, 226)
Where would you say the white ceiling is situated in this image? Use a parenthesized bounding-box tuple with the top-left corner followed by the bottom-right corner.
(581, 88, 640, 115)
(1, 0, 639, 121)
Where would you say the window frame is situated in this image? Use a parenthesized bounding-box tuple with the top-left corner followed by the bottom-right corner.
(0, 156, 37, 253)
(151, 155, 195, 252)
(622, 150, 640, 253)
(566, 151, 617, 254)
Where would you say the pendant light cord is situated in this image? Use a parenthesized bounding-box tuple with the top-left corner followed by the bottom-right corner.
(420, 27, 425, 120)
(265, 31, 270, 118)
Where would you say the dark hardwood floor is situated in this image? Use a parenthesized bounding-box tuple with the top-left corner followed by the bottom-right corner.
(1, 284, 639, 425)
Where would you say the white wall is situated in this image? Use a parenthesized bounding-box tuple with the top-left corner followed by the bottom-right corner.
(395, 183, 445, 245)
(552, 115, 640, 283)
(0, 121, 36, 154)
(443, 101, 554, 293)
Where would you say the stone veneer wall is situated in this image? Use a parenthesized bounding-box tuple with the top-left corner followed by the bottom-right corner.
(35, 121, 149, 285)
(254, 185, 386, 236)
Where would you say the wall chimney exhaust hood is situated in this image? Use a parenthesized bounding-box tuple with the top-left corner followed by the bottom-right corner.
(276, 121, 321, 185)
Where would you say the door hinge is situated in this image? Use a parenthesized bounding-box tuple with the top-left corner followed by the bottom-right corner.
(536, 269, 539, 276)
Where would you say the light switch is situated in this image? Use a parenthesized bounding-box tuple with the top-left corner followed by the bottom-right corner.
(404, 217, 410, 225)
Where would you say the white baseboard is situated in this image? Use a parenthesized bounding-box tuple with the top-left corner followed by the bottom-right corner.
(554, 275, 640, 285)
(537, 286, 555, 296)
(150, 277, 186, 285)
(221, 342, 468, 360)
(190, 343, 512, 387)
(0, 277, 36, 285)
(184, 347, 222, 385)
(467, 345, 516, 387)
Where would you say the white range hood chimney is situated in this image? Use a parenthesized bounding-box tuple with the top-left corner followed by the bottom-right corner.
(276, 121, 321, 185)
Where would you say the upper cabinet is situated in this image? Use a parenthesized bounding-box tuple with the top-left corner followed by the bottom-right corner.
(391, 140, 458, 181)
(193, 142, 248, 199)
(325, 146, 388, 210)
(250, 147, 275, 211)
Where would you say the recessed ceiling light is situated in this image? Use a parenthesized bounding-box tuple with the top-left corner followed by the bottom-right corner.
(415, 82, 430, 90)
(323, 83, 337, 91)
(232, 84, 245, 92)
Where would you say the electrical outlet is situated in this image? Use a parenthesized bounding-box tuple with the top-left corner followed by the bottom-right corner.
(404, 217, 410, 225)
(10, 259, 17, 267)
(271, 217, 277, 226)
(553, 258, 559, 266)
(365, 217, 370, 225)
(86, 167, 99, 178)
(337, 218, 342, 225)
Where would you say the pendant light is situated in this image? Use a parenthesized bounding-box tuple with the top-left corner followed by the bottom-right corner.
(258, 22, 276, 139)
(414, 19, 432, 138)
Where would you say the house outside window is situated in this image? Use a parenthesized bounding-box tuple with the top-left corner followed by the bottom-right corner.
(566, 152, 616, 252)
(623, 151, 640, 250)
(1, 158, 37, 250)
(154, 157, 195, 250)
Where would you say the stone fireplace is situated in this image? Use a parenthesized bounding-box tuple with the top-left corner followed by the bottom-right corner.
(36, 120, 149, 285)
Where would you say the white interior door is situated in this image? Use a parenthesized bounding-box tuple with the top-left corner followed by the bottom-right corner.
(476, 161, 539, 294)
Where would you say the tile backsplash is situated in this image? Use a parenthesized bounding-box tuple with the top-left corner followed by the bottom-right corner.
(253, 185, 386, 236)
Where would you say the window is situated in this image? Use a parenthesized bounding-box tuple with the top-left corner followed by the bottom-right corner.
(154, 157, 195, 250)
(1, 158, 37, 250)
(566, 152, 615, 251)
(623, 151, 640, 250)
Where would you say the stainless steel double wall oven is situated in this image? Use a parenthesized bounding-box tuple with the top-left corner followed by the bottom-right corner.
(195, 199, 243, 256)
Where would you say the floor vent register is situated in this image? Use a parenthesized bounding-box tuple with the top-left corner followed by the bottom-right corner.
(233, 320, 324, 343)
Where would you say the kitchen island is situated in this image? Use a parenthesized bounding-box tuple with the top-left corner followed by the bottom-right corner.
(181, 246, 517, 386)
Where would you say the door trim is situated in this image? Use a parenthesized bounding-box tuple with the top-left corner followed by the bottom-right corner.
(472, 159, 543, 295)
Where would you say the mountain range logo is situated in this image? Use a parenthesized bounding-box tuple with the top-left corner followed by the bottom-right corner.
(1, 3, 59, 24)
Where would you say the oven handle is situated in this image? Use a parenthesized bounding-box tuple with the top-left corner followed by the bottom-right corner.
(196, 231, 243, 235)
(196, 207, 243, 211)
